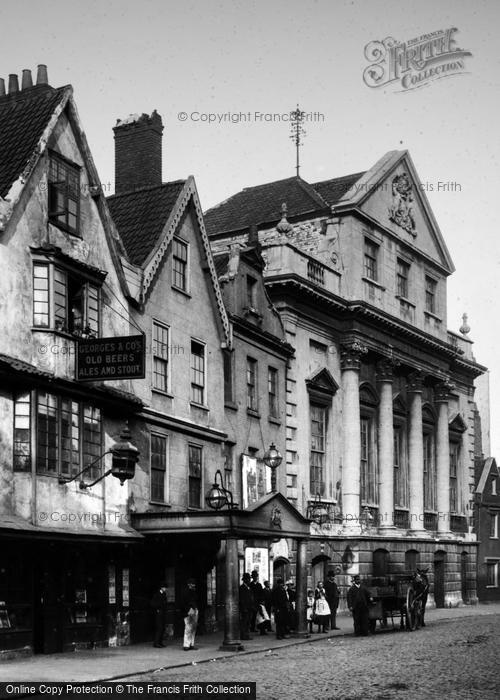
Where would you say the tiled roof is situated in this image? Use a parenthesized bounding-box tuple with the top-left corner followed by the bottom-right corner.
(0, 353, 52, 378)
(213, 252, 229, 277)
(107, 181, 186, 266)
(204, 176, 329, 237)
(0, 85, 67, 198)
(204, 172, 365, 237)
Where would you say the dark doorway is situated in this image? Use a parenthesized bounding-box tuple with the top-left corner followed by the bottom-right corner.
(405, 549, 419, 571)
(311, 555, 330, 590)
(433, 551, 446, 608)
(461, 552, 469, 603)
(273, 557, 290, 584)
(373, 549, 389, 579)
(33, 552, 65, 654)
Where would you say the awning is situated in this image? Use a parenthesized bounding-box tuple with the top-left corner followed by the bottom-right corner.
(0, 513, 144, 543)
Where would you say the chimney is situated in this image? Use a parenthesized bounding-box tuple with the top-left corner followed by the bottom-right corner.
(113, 110, 163, 194)
(8, 74, 19, 94)
(36, 64, 48, 86)
(0, 79, 5, 97)
(22, 69, 33, 90)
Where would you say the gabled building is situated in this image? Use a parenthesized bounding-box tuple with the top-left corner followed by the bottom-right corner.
(206, 150, 487, 607)
(0, 66, 143, 656)
(474, 458, 500, 601)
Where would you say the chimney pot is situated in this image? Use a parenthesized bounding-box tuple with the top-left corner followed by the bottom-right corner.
(0, 79, 5, 97)
(22, 69, 33, 90)
(8, 74, 19, 94)
(36, 64, 48, 86)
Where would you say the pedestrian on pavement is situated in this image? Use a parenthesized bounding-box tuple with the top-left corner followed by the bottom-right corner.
(262, 580, 273, 632)
(313, 581, 331, 633)
(250, 570, 264, 632)
(286, 579, 297, 632)
(239, 572, 254, 640)
(347, 574, 372, 637)
(150, 582, 168, 648)
(306, 589, 315, 633)
(180, 578, 199, 650)
(271, 577, 290, 640)
(324, 570, 340, 630)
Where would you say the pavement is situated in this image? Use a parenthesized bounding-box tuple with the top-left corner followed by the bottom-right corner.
(1, 603, 500, 683)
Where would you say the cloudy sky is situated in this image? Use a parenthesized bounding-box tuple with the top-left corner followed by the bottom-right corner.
(1, 0, 499, 453)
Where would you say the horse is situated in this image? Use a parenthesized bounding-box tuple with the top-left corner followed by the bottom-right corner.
(413, 568, 429, 627)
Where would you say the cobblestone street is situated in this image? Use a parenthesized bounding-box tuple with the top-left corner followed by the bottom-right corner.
(125, 613, 500, 700)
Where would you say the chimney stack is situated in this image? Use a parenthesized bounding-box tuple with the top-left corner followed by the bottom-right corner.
(113, 111, 163, 194)
(8, 74, 19, 94)
(0, 79, 5, 97)
(36, 64, 48, 86)
(22, 69, 33, 90)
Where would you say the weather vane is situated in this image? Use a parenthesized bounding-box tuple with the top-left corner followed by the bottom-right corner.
(290, 104, 306, 177)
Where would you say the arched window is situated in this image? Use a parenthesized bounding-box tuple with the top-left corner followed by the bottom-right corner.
(373, 548, 389, 578)
(405, 549, 419, 571)
(360, 384, 379, 506)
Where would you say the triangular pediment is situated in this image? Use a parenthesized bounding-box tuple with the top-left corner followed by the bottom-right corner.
(335, 151, 455, 274)
(241, 491, 310, 537)
(306, 367, 339, 399)
(449, 413, 467, 433)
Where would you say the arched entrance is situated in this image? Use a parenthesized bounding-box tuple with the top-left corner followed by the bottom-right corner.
(373, 549, 389, 579)
(311, 554, 331, 590)
(405, 549, 419, 571)
(273, 557, 290, 583)
(461, 551, 469, 603)
(433, 550, 446, 608)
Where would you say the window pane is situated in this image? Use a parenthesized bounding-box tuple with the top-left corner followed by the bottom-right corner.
(83, 405, 101, 480)
(310, 404, 326, 496)
(172, 239, 188, 290)
(86, 285, 99, 335)
(268, 367, 278, 417)
(49, 154, 80, 235)
(37, 392, 58, 473)
(188, 445, 202, 507)
(14, 393, 31, 471)
(247, 358, 257, 410)
(151, 434, 167, 502)
(191, 341, 205, 404)
(33, 265, 50, 327)
(153, 323, 169, 391)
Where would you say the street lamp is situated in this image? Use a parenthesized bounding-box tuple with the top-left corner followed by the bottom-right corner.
(59, 426, 139, 489)
(263, 443, 282, 493)
(205, 469, 235, 510)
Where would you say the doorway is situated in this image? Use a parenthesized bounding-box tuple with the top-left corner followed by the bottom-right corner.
(33, 552, 65, 654)
(433, 551, 446, 608)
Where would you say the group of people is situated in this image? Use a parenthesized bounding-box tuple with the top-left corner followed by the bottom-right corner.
(151, 571, 374, 649)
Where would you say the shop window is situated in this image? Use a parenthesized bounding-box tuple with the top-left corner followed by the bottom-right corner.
(188, 444, 202, 508)
(32, 262, 100, 336)
(152, 321, 169, 392)
(48, 152, 80, 235)
(13, 392, 101, 479)
(268, 367, 278, 418)
(150, 433, 168, 503)
(172, 238, 189, 292)
(310, 403, 327, 497)
(190, 340, 206, 405)
(246, 357, 258, 411)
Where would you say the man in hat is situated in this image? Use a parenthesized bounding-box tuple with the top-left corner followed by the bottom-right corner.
(324, 570, 340, 630)
(271, 577, 290, 640)
(180, 578, 199, 650)
(239, 573, 254, 640)
(150, 582, 168, 648)
(347, 574, 372, 636)
(249, 570, 263, 632)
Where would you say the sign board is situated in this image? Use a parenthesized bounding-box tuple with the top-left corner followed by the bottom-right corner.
(76, 335, 145, 381)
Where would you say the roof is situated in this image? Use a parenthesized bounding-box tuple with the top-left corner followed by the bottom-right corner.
(204, 172, 365, 237)
(0, 513, 143, 541)
(214, 252, 229, 277)
(0, 85, 68, 198)
(475, 457, 499, 496)
(0, 352, 52, 377)
(107, 181, 185, 265)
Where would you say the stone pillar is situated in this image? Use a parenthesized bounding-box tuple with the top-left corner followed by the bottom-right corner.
(435, 381, 452, 537)
(377, 361, 395, 531)
(341, 342, 367, 533)
(220, 535, 243, 651)
(407, 372, 426, 534)
(294, 538, 309, 636)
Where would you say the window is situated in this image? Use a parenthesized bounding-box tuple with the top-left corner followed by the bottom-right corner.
(486, 561, 498, 587)
(364, 239, 378, 281)
(268, 367, 278, 418)
(246, 357, 258, 411)
(310, 404, 326, 496)
(49, 153, 80, 235)
(360, 416, 377, 504)
(423, 431, 437, 511)
(151, 434, 168, 502)
(425, 276, 437, 314)
(190, 340, 205, 404)
(223, 350, 234, 404)
(32, 262, 100, 336)
(172, 238, 188, 291)
(393, 425, 408, 508)
(490, 513, 499, 539)
(396, 259, 410, 298)
(188, 444, 202, 508)
(14, 392, 101, 479)
(450, 442, 460, 513)
(246, 275, 257, 308)
(152, 322, 169, 392)
(492, 477, 498, 496)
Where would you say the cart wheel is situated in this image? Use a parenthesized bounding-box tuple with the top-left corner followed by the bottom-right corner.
(406, 586, 417, 631)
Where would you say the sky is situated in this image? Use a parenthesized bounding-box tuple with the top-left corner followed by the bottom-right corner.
(1, 0, 499, 454)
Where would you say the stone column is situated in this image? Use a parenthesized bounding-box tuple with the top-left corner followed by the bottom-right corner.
(294, 538, 309, 636)
(435, 381, 452, 537)
(407, 372, 426, 534)
(377, 361, 395, 531)
(341, 342, 367, 533)
(220, 535, 243, 651)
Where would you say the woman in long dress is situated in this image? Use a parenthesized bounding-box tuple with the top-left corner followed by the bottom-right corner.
(314, 581, 331, 633)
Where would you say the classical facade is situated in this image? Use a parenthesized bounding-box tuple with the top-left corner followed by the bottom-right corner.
(206, 150, 487, 607)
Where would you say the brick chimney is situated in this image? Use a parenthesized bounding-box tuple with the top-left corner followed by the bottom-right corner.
(113, 111, 163, 194)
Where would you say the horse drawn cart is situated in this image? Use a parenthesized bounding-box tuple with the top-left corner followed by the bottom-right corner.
(367, 570, 428, 632)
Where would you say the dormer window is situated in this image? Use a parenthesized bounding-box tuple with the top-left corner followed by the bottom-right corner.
(48, 153, 80, 236)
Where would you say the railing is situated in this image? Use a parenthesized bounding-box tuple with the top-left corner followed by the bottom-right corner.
(394, 509, 410, 529)
(450, 515, 468, 533)
(307, 259, 325, 286)
(424, 512, 437, 531)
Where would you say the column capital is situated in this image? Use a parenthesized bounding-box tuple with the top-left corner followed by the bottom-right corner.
(340, 341, 368, 371)
(376, 359, 396, 382)
(434, 380, 455, 403)
(407, 370, 424, 393)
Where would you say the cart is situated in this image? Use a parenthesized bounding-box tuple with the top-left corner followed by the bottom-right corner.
(367, 572, 425, 632)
